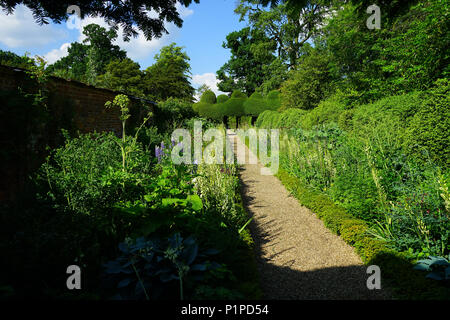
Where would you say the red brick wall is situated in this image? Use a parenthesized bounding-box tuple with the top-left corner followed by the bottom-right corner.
(0, 65, 153, 135)
(0, 64, 154, 203)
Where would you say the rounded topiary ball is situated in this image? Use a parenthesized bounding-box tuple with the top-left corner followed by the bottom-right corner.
(200, 90, 217, 104)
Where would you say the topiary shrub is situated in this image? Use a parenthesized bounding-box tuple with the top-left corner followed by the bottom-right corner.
(200, 90, 217, 104)
(223, 90, 247, 118)
(231, 90, 247, 99)
(216, 94, 230, 104)
(193, 90, 217, 114)
(243, 92, 268, 116)
(265, 90, 281, 111)
(197, 102, 214, 119)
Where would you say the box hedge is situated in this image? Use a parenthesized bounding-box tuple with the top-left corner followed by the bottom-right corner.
(275, 168, 450, 300)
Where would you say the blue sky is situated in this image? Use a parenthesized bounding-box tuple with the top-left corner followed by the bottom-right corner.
(0, 0, 248, 95)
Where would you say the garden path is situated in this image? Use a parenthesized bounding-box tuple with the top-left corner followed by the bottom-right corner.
(226, 129, 390, 299)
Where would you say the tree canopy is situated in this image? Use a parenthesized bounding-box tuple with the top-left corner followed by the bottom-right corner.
(144, 43, 195, 102)
(46, 23, 126, 84)
(0, 0, 199, 41)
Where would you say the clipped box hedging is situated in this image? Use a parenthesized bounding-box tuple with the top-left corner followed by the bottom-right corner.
(194, 90, 217, 114)
(266, 90, 281, 111)
(275, 168, 450, 300)
(217, 94, 230, 104)
(243, 92, 268, 116)
(222, 90, 247, 117)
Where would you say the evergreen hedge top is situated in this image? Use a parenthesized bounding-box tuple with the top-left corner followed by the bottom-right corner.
(200, 90, 217, 104)
(216, 94, 229, 103)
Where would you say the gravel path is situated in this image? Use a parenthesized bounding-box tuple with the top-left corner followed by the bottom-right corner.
(227, 129, 390, 300)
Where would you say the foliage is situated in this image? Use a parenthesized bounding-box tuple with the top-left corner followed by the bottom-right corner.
(221, 91, 247, 117)
(243, 92, 268, 116)
(280, 45, 333, 110)
(199, 90, 217, 104)
(235, 0, 333, 68)
(414, 255, 450, 282)
(155, 97, 196, 130)
(1, 0, 199, 41)
(96, 58, 144, 97)
(0, 50, 35, 69)
(404, 79, 450, 168)
(265, 90, 281, 110)
(47, 24, 126, 84)
(103, 234, 220, 300)
(144, 43, 195, 102)
(275, 168, 450, 299)
(217, 27, 276, 94)
(216, 94, 230, 104)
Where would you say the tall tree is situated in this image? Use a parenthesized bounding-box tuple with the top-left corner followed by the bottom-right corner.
(143, 43, 195, 102)
(0, 0, 199, 41)
(46, 23, 126, 84)
(96, 58, 144, 97)
(236, 0, 332, 68)
(217, 27, 276, 95)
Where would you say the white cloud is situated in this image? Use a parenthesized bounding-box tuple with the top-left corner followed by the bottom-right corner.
(44, 42, 71, 64)
(176, 3, 194, 18)
(0, 5, 67, 48)
(192, 73, 225, 100)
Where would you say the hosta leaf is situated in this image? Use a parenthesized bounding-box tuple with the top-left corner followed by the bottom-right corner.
(184, 243, 198, 265)
(191, 264, 206, 271)
(413, 264, 430, 271)
(429, 259, 450, 267)
(426, 272, 444, 281)
(186, 194, 203, 211)
(117, 278, 132, 288)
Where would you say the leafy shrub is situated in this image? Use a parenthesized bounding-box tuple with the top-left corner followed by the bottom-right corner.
(282, 108, 307, 129)
(300, 95, 346, 130)
(254, 110, 271, 128)
(258, 111, 280, 129)
(403, 79, 450, 168)
(280, 50, 332, 110)
(230, 90, 247, 99)
(36, 131, 152, 216)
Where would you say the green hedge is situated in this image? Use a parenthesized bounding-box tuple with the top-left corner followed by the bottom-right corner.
(403, 79, 449, 168)
(243, 92, 268, 116)
(275, 168, 450, 300)
(193, 90, 217, 114)
(217, 94, 230, 104)
(222, 90, 247, 117)
(266, 90, 281, 111)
